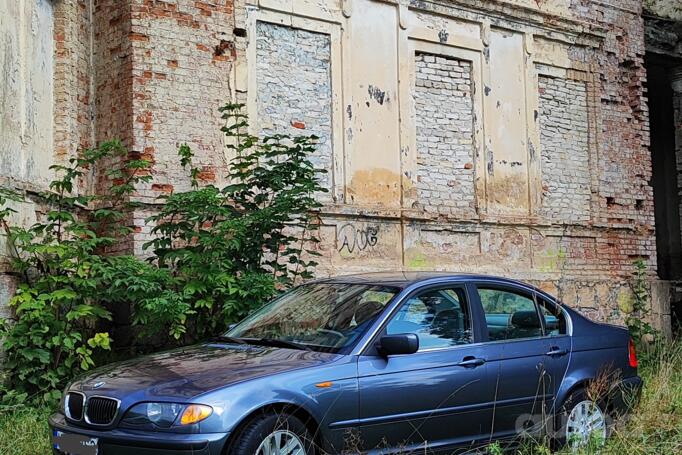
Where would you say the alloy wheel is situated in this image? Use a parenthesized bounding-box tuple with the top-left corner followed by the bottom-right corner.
(256, 429, 307, 455)
(565, 399, 607, 450)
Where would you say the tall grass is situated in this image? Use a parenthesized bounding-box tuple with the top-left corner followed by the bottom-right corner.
(507, 340, 682, 455)
(594, 341, 682, 454)
(0, 341, 680, 454)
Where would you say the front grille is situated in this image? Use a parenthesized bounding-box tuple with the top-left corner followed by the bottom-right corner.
(65, 392, 84, 420)
(85, 397, 119, 425)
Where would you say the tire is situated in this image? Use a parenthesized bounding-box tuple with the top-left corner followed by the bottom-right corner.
(554, 388, 610, 451)
(227, 412, 316, 455)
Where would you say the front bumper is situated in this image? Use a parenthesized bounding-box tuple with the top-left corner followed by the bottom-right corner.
(49, 413, 230, 455)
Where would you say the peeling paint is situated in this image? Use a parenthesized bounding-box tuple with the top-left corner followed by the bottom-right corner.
(1, 0, 665, 329)
(0, 0, 54, 185)
(347, 168, 401, 206)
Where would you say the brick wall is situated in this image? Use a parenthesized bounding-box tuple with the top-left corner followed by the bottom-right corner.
(0, 0, 673, 328)
(577, 1, 655, 233)
(255, 22, 333, 196)
(538, 76, 591, 224)
(128, 0, 234, 196)
(101, 0, 237, 254)
(414, 54, 476, 217)
(53, 0, 93, 166)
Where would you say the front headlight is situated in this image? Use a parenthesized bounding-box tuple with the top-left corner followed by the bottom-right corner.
(122, 402, 182, 428)
(121, 402, 212, 428)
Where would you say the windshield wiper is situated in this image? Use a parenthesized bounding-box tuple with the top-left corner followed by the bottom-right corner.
(248, 337, 312, 351)
(211, 335, 247, 345)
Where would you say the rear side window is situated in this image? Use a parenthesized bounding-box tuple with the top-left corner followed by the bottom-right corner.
(478, 288, 542, 341)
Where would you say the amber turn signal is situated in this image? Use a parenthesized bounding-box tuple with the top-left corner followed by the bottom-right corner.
(180, 404, 213, 425)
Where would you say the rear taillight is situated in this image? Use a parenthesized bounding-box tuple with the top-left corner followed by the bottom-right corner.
(628, 337, 638, 368)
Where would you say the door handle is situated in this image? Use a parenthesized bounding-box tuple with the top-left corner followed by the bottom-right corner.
(546, 347, 568, 357)
(457, 356, 486, 368)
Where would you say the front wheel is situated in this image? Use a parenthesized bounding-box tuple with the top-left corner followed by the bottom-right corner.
(556, 389, 609, 451)
(227, 412, 316, 455)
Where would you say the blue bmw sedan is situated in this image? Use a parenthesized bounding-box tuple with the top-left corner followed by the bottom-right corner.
(50, 272, 642, 454)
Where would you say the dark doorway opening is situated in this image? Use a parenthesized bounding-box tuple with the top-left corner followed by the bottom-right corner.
(645, 54, 682, 333)
(646, 56, 682, 281)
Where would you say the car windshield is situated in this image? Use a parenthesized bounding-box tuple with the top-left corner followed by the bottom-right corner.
(226, 283, 399, 353)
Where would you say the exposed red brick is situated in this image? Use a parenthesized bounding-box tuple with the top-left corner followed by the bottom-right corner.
(129, 32, 149, 42)
(197, 167, 216, 182)
(151, 183, 174, 193)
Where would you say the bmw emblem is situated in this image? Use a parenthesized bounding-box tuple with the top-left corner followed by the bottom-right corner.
(92, 381, 106, 389)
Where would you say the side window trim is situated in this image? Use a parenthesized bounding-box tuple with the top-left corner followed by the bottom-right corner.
(536, 295, 570, 337)
(465, 282, 488, 343)
(532, 290, 548, 336)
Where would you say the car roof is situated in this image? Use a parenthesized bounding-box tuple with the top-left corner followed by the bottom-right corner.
(310, 271, 543, 291)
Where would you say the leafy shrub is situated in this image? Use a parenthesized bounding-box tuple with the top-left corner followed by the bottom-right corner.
(625, 259, 657, 343)
(0, 142, 160, 403)
(142, 103, 326, 341)
(0, 103, 326, 401)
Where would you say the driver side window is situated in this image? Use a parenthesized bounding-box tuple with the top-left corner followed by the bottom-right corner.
(386, 288, 472, 350)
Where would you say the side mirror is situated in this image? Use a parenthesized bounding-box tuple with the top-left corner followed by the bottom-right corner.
(378, 333, 419, 356)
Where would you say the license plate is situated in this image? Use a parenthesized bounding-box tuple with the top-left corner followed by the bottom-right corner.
(53, 430, 98, 455)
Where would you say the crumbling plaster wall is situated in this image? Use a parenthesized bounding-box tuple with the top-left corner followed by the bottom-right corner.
(227, 0, 662, 326)
(0, 0, 668, 329)
(0, 0, 57, 318)
(1, 0, 55, 188)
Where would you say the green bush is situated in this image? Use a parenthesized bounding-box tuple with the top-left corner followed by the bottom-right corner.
(0, 142, 160, 403)
(142, 103, 326, 341)
(625, 259, 657, 343)
(0, 103, 326, 403)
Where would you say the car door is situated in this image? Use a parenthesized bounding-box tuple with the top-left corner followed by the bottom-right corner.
(356, 284, 494, 453)
(535, 295, 572, 413)
(472, 283, 563, 440)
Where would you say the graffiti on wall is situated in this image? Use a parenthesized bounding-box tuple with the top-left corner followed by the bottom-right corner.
(338, 223, 379, 253)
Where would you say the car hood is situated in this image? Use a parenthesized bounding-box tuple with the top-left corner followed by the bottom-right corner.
(70, 343, 339, 400)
